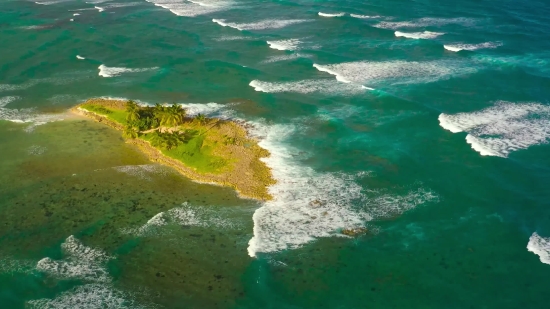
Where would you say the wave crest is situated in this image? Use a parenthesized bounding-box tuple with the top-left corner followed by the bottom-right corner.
(439, 101, 550, 157)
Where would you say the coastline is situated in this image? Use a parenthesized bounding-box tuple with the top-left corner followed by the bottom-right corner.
(71, 98, 275, 201)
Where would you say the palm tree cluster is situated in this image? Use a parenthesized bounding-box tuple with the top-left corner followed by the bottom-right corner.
(122, 101, 190, 138)
(153, 103, 186, 128)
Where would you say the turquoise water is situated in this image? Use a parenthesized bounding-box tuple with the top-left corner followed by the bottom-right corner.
(1, 0, 550, 307)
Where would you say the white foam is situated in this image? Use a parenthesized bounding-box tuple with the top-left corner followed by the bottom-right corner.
(395, 31, 444, 39)
(0, 96, 65, 129)
(439, 101, 550, 157)
(112, 164, 166, 180)
(28, 145, 47, 155)
(94, 6, 104, 12)
(76, 55, 85, 60)
(73, 13, 80, 16)
(375, 17, 476, 29)
(27, 284, 149, 309)
(98, 64, 158, 77)
(313, 60, 474, 87)
(35, 236, 113, 283)
(176, 102, 233, 118)
(266, 39, 301, 51)
(249, 79, 368, 96)
(0, 257, 36, 274)
(528, 232, 550, 265)
(146, 0, 227, 17)
(246, 121, 438, 256)
(261, 53, 310, 64)
(318, 12, 345, 17)
(350, 14, 380, 19)
(121, 203, 238, 236)
(213, 19, 311, 31)
(214, 35, 250, 41)
(444, 42, 502, 52)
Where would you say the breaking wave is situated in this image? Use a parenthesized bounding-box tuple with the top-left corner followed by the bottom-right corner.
(313, 60, 474, 87)
(261, 53, 311, 64)
(266, 39, 301, 51)
(395, 31, 444, 39)
(0, 96, 65, 129)
(121, 203, 240, 237)
(375, 17, 476, 29)
(29, 236, 151, 308)
(212, 19, 311, 31)
(444, 42, 502, 52)
(98, 64, 159, 77)
(246, 121, 438, 256)
(439, 101, 550, 157)
(146, 0, 227, 17)
(249, 79, 368, 95)
(318, 12, 345, 17)
(528, 232, 550, 265)
(350, 14, 380, 19)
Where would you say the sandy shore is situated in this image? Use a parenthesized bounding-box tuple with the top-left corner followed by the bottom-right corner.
(71, 99, 275, 201)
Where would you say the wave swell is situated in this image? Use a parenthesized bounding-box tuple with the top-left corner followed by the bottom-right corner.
(444, 42, 502, 52)
(439, 101, 550, 157)
(395, 31, 443, 39)
(213, 19, 311, 31)
(98, 64, 158, 77)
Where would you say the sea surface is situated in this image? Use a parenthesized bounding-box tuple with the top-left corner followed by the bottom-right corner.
(1, 0, 550, 308)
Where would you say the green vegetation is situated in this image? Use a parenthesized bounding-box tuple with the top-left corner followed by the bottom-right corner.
(80, 103, 128, 125)
(76, 98, 275, 200)
(79, 100, 228, 174)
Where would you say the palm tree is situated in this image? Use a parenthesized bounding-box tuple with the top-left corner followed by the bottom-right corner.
(194, 113, 206, 126)
(123, 126, 139, 139)
(160, 104, 186, 127)
(126, 100, 140, 124)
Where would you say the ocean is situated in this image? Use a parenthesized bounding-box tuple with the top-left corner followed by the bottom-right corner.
(1, 0, 550, 307)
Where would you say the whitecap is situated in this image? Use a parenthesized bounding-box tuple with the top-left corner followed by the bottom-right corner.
(0, 96, 65, 129)
(94, 6, 104, 12)
(444, 42, 502, 52)
(73, 13, 80, 16)
(121, 203, 239, 236)
(246, 121, 438, 256)
(350, 14, 380, 19)
(76, 55, 85, 60)
(35, 235, 113, 283)
(249, 79, 367, 96)
(439, 101, 550, 157)
(527, 232, 550, 265)
(27, 284, 150, 309)
(318, 12, 345, 17)
(395, 31, 444, 39)
(146, 0, 227, 17)
(313, 60, 474, 87)
(176, 102, 233, 118)
(375, 17, 476, 29)
(266, 39, 301, 51)
(212, 18, 311, 31)
(98, 64, 158, 77)
(261, 53, 310, 64)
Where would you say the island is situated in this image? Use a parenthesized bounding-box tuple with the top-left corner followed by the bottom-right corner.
(71, 98, 275, 201)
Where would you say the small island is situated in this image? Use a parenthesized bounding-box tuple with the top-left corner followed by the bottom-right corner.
(72, 98, 275, 201)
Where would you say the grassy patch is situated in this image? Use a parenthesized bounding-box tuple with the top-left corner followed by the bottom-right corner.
(80, 104, 128, 125)
(142, 133, 227, 173)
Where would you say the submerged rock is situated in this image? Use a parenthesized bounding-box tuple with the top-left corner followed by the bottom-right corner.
(341, 227, 368, 237)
